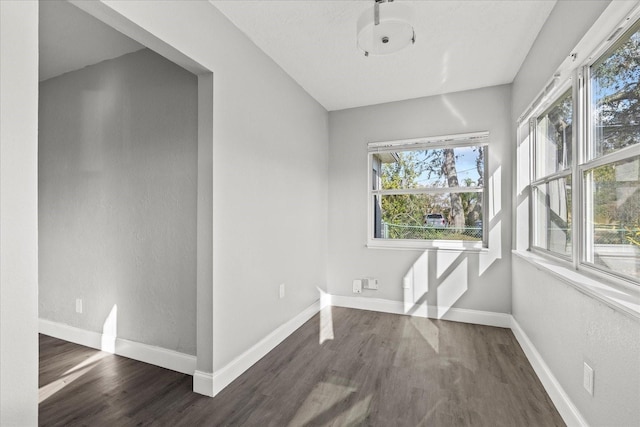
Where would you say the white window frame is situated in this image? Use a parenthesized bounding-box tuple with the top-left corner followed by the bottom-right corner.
(526, 14, 640, 286)
(530, 83, 575, 262)
(367, 131, 489, 250)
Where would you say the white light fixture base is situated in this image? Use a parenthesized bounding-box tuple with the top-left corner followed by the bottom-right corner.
(357, 0, 415, 56)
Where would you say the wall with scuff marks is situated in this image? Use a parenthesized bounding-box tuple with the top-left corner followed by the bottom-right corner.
(39, 48, 198, 355)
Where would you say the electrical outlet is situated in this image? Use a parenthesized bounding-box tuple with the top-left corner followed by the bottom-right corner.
(75, 298, 83, 314)
(363, 278, 378, 290)
(352, 279, 362, 294)
(583, 362, 594, 395)
(279, 283, 285, 299)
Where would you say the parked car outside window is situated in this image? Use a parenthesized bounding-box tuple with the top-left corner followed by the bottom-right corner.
(424, 213, 447, 228)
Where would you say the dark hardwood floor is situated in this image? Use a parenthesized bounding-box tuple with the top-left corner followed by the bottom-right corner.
(39, 307, 564, 426)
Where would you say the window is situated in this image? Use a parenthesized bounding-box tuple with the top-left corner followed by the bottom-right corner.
(532, 90, 573, 257)
(368, 132, 488, 248)
(529, 18, 640, 283)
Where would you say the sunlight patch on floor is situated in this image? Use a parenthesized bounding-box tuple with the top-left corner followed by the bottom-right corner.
(332, 394, 373, 425)
(39, 351, 109, 404)
(410, 317, 440, 353)
(289, 380, 358, 426)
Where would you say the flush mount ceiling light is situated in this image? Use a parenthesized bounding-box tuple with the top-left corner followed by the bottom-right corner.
(357, 0, 416, 57)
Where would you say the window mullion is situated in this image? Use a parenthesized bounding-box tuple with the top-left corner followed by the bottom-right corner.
(573, 67, 584, 270)
(528, 118, 536, 250)
(579, 63, 595, 268)
(531, 170, 572, 187)
(580, 144, 640, 170)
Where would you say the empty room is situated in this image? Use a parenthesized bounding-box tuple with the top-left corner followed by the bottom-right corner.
(1, 0, 639, 426)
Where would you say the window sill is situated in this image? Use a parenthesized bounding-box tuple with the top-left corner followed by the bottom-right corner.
(368, 238, 487, 252)
(512, 250, 640, 320)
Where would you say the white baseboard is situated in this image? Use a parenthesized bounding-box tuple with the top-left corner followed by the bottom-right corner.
(207, 299, 323, 397)
(330, 295, 512, 328)
(510, 317, 587, 427)
(39, 318, 103, 349)
(39, 318, 196, 375)
(193, 370, 214, 397)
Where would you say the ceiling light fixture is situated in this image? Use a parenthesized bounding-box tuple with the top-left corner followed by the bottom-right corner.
(357, 0, 416, 57)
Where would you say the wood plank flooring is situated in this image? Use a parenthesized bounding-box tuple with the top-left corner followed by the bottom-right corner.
(39, 307, 564, 426)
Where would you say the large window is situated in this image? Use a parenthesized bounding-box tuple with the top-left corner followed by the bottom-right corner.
(530, 19, 640, 283)
(369, 132, 488, 247)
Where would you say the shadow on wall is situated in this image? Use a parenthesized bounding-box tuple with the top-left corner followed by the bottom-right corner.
(403, 166, 503, 318)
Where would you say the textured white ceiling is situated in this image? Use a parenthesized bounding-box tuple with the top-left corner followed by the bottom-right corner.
(211, 0, 556, 111)
(39, 0, 144, 81)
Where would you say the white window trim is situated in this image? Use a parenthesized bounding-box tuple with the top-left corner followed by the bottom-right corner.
(367, 132, 489, 251)
(529, 80, 575, 262)
(515, 1, 640, 315)
(369, 131, 489, 152)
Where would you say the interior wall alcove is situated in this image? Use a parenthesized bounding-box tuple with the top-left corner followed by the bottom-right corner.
(60, 0, 215, 388)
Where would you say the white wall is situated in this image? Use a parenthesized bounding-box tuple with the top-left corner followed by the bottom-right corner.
(206, 13, 329, 371)
(511, 1, 640, 425)
(513, 257, 640, 426)
(72, 1, 330, 372)
(39, 48, 198, 354)
(328, 85, 512, 315)
(0, 1, 39, 424)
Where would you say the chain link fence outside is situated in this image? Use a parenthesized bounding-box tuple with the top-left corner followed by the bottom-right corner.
(380, 224, 638, 245)
(594, 226, 636, 245)
(382, 222, 482, 241)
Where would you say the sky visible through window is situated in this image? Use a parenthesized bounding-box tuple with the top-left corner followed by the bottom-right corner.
(381, 146, 482, 189)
